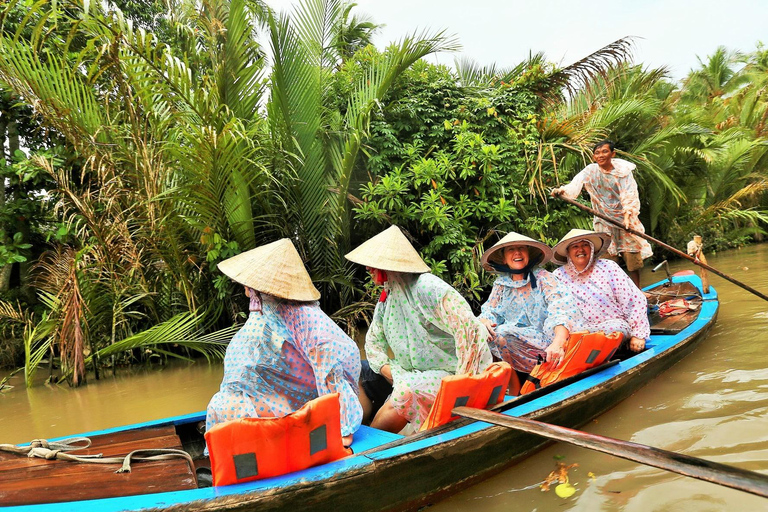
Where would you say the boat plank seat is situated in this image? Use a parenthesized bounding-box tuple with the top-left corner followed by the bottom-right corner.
(0, 425, 197, 506)
(649, 307, 701, 335)
(646, 281, 703, 335)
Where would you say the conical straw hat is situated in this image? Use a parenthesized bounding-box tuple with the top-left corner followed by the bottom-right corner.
(217, 239, 320, 301)
(345, 225, 430, 273)
(552, 229, 611, 265)
(480, 232, 553, 271)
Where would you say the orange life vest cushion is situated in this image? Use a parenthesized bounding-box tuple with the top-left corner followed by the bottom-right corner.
(204, 393, 351, 486)
(420, 362, 513, 431)
(519, 331, 623, 395)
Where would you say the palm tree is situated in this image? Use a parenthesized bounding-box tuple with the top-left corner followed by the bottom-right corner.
(333, 1, 382, 64)
(0, 0, 274, 383)
(265, 0, 458, 309)
(0, 0, 459, 381)
(682, 46, 746, 103)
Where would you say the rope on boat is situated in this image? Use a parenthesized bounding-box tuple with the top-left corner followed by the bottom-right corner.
(0, 437, 194, 473)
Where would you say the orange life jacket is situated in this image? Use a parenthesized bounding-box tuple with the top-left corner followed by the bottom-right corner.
(519, 331, 623, 395)
(204, 393, 351, 486)
(420, 362, 513, 431)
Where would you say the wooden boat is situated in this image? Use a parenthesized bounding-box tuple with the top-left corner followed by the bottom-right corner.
(0, 273, 718, 512)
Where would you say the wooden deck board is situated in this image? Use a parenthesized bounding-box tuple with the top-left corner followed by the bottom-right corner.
(0, 433, 183, 471)
(649, 307, 701, 334)
(0, 425, 197, 506)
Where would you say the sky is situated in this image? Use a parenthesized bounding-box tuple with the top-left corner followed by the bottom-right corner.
(267, 0, 768, 81)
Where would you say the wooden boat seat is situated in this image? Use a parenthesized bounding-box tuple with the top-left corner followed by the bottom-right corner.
(645, 280, 703, 335)
(649, 307, 701, 335)
(0, 425, 197, 506)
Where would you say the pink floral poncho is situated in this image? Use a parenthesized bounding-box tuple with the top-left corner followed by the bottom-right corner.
(365, 272, 493, 429)
(559, 158, 653, 259)
(206, 295, 363, 436)
(554, 258, 650, 341)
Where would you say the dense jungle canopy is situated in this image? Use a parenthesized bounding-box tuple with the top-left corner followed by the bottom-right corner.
(1, 0, 767, 386)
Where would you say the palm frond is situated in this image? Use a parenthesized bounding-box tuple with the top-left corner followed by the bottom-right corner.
(85, 313, 233, 365)
(553, 37, 636, 96)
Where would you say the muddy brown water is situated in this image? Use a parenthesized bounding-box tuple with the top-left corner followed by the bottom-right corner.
(2, 245, 768, 511)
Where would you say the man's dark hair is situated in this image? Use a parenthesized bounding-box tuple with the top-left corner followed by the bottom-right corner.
(593, 139, 615, 152)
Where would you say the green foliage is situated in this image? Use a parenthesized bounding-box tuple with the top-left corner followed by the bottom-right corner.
(1, 0, 768, 386)
(353, 64, 571, 302)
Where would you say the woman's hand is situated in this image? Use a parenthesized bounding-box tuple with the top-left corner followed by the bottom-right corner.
(551, 187, 563, 197)
(623, 211, 632, 229)
(629, 336, 645, 352)
(342, 434, 353, 449)
(379, 364, 393, 384)
(479, 318, 497, 339)
(544, 340, 566, 368)
(545, 326, 570, 368)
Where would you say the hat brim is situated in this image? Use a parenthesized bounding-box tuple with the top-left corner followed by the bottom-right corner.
(481, 240, 553, 272)
(218, 239, 321, 301)
(345, 226, 430, 274)
(552, 232, 611, 265)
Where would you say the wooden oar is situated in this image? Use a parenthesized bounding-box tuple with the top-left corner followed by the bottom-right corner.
(555, 194, 768, 302)
(454, 407, 768, 499)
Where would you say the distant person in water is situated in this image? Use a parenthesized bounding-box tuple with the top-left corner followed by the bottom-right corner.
(552, 140, 652, 287)
(205, 239, 362, 448)
(478, 232, 582, 376)
(552, 229, 650, 353)
(346, 226, 493, 433)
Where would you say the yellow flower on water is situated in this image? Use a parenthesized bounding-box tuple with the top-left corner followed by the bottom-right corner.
(555, 482, 577, 498)
(588, 472, 596, 481)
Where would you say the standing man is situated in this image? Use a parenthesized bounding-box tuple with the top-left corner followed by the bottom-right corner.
(552, 140, 652, 287)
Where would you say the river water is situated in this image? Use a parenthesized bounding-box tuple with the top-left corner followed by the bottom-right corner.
(2, 245, 768, 511)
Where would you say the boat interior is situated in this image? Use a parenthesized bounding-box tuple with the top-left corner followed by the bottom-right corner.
(0, 279, 708, 507)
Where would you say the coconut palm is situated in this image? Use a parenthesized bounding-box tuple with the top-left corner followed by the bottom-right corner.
(0, 0, 459, 381)
(681, 46, 747, 103)
(0, 0, 275, 384)
(265, 0, 458, 308)
(333, 1, 381, 63)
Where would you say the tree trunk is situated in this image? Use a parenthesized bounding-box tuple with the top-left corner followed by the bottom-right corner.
(0, 112, 10, 293)
(8, 118, 31, 300)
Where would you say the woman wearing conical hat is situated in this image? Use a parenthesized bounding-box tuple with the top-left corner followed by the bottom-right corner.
(345, 226, 493, 433)
(552, 229, 649, 353)
(206, 239, 363, 447)
(478, 232, 582, 375)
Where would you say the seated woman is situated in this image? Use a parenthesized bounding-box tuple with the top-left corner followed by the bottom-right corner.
(552, 229, 649, 353)
(478, 232, 581, 376)
(345, 226, 493, 433)
(206, 239, 362, 447)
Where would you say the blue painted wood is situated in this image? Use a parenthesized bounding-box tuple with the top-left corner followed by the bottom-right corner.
(4, 275, 717, 511)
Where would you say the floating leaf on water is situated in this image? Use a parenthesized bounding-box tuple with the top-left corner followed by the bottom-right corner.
(540, 462, 579, 491)
(553, 454, 566, 460)
(555, 482, 577, 498)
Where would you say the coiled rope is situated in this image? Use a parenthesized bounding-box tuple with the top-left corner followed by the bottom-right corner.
(0, 437, 194, 473)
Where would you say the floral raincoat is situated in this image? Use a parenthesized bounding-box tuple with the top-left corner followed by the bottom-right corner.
(365, 272, 493, 429)
(206, 295, 362, 436)
(479, 268, 581, 372)
(554, 258, 650, 341)
(559, 158, 653, 259)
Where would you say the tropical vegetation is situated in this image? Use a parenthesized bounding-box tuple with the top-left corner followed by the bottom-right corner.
(0, 0, 766, 387)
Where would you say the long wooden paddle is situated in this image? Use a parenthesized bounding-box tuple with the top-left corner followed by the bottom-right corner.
(454, 407, 768, 499)
(555, 193, 768, 302)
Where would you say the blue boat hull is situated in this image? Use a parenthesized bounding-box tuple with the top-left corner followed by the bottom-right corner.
(2, 274, 718, 512)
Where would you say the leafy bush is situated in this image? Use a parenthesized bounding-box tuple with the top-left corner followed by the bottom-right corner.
(352, 62, 574, 305)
